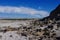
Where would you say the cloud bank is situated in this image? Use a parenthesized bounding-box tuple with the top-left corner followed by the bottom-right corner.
(0, 6, 49, 18)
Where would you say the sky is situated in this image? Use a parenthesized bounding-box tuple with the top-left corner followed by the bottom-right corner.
(0, 0, 60, 18)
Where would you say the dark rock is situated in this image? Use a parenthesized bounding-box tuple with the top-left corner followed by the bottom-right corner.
(36, 29, 41, 32)
(41, 4, 60, 21)
(21, 33, 27, 37)
(47, 25, 53, 30)
(56, 37, 60, 40)
(49, 4, 60, 20)
(10, 35, 13, 37)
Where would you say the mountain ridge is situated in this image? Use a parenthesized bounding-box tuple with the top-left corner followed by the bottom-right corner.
(41, 4, 60, 21)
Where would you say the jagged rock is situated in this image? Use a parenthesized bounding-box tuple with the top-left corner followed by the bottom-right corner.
(49, 4, 60, 20)
(41, 4, 60, 21)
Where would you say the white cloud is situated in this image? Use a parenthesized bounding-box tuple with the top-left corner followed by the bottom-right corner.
(0, 6, 49, 18)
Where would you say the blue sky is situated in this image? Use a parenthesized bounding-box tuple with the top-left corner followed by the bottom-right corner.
(0, 0, 60, 18)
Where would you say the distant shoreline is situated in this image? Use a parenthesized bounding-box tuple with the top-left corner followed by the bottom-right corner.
(0, 18, 40, 20)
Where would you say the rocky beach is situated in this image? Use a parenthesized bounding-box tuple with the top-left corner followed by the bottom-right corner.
(0, 4, 60, 40)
